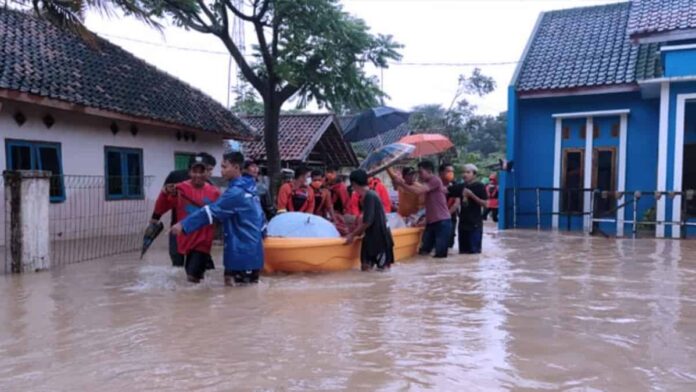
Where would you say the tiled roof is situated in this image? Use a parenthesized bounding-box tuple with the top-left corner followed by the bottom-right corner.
(516, 2, 662, 93)
(242, 114, 358, 167)
(628, 0, 696, 38)
(0, 8, 256, 139)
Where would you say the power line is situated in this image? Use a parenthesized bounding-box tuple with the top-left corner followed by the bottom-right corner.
(100, 33, 518, 67)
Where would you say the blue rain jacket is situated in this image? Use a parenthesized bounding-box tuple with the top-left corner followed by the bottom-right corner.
(182, 175, 265, 271)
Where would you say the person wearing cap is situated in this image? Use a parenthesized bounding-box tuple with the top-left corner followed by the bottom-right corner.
(172, 152, 265, 286)
(151, 152, 217, 267)
(344, 169, 394, 271)
(152, 156, 220, 282)
(452, 163, 488, 254)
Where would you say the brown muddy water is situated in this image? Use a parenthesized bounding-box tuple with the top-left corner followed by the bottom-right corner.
(1, 229, 696, 391)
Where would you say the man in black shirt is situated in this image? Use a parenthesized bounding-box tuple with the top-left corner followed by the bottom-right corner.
(453, 164, 488, 254)
(150, 152, 216, 267)
(344, 169, 394, 271)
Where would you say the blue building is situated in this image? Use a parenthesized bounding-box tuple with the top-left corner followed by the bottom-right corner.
(504, 0, 696, 238)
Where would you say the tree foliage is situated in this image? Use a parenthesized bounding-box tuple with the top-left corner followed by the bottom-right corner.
(16, 0, 158, 44)
(408, 68, 505, 176)
(136, 0, 402, 194)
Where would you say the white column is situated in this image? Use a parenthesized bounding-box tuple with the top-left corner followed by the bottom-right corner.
(617, 114, 628, 237)
(657, 82, 670, 238)
(4, 171, 51, 273)
(552, 118, 562, 229)
(671, 94, 696, 238)
(583, 117, 594, 231)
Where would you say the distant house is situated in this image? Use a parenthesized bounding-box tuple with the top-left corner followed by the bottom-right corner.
(242, 114, 358, 169)
(505, 0, 696, 238)
(0, 8, 255, 259)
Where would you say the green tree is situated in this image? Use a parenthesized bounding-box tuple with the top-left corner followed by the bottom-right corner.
(137, 0, 402, 194)
(230, 82, 264, 116)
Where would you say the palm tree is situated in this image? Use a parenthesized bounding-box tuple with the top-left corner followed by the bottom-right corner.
(19, 0, 157, 43)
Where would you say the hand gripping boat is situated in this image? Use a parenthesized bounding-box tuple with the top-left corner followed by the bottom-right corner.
(262, 227, 424, 274)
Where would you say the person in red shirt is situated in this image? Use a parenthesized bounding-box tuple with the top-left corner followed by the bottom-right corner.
(483, 174, 499, 222)
(277, 166, 314, 213)
(311, 170, 335, 221)
(153, 158, 220, 283)
(346, 176, 392, 216)
(325, 166, 350, 215)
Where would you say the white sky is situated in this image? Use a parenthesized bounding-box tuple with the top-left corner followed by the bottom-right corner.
(85, 0, 623, 116)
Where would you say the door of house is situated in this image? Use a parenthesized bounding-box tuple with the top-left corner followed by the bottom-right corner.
(592, 147, 617, 217)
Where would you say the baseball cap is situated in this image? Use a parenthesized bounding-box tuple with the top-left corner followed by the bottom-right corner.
(189, 152, 216, 169)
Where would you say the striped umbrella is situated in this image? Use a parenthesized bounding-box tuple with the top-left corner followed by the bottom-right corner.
(359, 143, 416, 176)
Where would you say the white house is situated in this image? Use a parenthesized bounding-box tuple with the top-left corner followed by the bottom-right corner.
(0, 8, 256, 267)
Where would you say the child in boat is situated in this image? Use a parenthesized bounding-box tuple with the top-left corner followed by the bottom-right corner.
(277, 166, 314, 214)
(172, 152, 265, 286)
(310, 170, 335, 221)
(344, 170, 394, 271)
(154, 156, 220, 283)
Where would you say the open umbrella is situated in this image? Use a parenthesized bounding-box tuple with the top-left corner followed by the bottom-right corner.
(343, 106, 411, 142)
(359, 143, 416, 176)
(140, 221, 164, 259)
(267, 212, 340, 238)
(399, 134, 454, 158)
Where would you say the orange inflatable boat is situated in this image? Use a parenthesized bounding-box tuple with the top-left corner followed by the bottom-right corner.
(262, 227, 423, 274)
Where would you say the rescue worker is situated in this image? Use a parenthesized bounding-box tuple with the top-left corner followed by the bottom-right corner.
(311, 170, 335, 221)
(153, 156, 220, 282)
(325, 166, 350, 215)
(346, 175, 392, 216)
(276, 166, 314, 214)
(151, 152, 216, 267)
(483, 174, 499, 222)
(172, 152, 265, 286)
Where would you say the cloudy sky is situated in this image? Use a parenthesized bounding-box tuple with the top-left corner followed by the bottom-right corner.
(85, 0, 623, 115)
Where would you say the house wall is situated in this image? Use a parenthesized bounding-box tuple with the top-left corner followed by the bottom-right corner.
(665, 81, 696, 237)
(0, 101, 227, 247)
(507, 92, 660, 234)
(662, 47, 696, 78)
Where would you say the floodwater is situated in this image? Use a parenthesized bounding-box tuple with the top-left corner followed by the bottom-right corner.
(2, 229, 696, 391)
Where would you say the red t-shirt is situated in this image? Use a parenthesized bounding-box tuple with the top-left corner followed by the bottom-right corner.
(154, 181, 220, 255)
(347, 178, 392, 215)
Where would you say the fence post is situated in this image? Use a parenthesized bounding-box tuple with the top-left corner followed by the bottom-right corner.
(633, 191, 640, 239)
(513, 187, 518, 229)
(3, 170, 51, 273)
(536, 188, 541, 230)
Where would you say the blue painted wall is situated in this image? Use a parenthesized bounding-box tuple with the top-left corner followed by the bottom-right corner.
(666, 82, 696, 237)
(508, 92, 660, 234)
(662, 48, 696, 78)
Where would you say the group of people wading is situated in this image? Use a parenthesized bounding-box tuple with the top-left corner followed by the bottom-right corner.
(150, 151, 499, 285)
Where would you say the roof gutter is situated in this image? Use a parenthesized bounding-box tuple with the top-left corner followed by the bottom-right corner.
(0, 88, 258, 141)
(510, 12, 545, 87)
(518, 84, 639, 99)
(631, 29, 696, 44)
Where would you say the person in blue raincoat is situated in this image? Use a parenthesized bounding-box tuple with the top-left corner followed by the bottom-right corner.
(172, 152, 265, 286)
